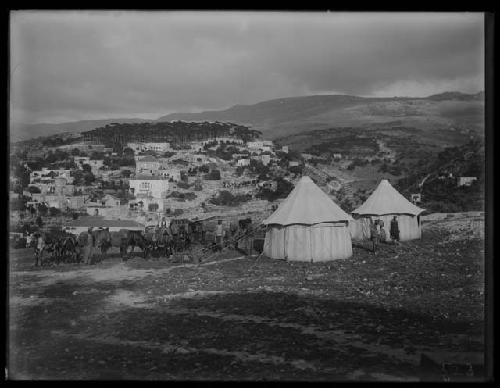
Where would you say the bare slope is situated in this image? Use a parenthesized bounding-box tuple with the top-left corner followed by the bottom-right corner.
(158, 92, 484, 139)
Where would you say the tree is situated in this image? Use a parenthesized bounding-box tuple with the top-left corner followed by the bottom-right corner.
(204, 169, 221, 180)
(14, 164, 31, 187)
(235, 166, 245, 177)
(199, 165, 210, 174)
(36, 215, 44, 227)
(83, 172, 95, 185)
(71, 148, 81, 156)
(123, 147, 135, 158)
(38, 203, 48, 216)
(210, 190, 250, 206)
(82, 164, 92, 173)
(90, 151, 105, 160)
(49, 207, 61, 217)
(148, 203, 159, 212)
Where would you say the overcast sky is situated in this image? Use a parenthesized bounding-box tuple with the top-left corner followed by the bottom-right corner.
(10, 11, 484, 124)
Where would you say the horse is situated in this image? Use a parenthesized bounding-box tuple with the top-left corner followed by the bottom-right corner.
(60, 235, 81, 264)
(117, 230, 151, 260)
(150, 227, 174, 259)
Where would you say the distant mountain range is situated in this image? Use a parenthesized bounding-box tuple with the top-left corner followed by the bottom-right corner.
(10, 118, 154, 142)
(10, 91, 484, 142)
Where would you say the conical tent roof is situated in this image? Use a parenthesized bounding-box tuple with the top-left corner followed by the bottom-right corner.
(263, 176, 352, 226)
(352, 179, 424, 216)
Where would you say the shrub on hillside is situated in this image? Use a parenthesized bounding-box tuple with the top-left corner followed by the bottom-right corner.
(210, 190, 251, 206)
(176, 181, 192, 190)
(204, 169, 221, 180)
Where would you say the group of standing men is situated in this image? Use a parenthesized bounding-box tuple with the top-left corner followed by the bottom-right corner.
(369, 216, 400, 253)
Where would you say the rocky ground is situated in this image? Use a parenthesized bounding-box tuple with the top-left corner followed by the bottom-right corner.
(8, 213, 486, 381)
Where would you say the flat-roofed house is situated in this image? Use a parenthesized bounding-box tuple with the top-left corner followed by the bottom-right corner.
(87, 159, 105, 176)
(237, 158, 251, 167)
(129, 175, 169, 211)
(135, 155, 160, 175)
(457, 176, 477, 187)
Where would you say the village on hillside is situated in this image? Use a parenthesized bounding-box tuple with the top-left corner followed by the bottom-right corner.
(9, 120, 483, 247)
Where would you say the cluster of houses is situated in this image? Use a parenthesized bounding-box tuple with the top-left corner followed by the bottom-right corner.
(12, 133, 304, 229)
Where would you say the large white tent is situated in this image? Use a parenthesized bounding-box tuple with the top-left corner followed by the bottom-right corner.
(263, 176, 353, 262)
(350, 179, 425, 241)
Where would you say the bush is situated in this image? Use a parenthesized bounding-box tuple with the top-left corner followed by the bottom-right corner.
(204, 169, 221, 180)
(37, 203, 48, 216)
(173, 209, 184, 216)
(167, 191, 197, 201)
(256, 178, 293, 202)
(199, 165, 210, 174)
(36, 215, 44, 227)
(148, 203, 159, 212)
(210, 190, 251, 206)
(177, 181, 191, 190)
(28, 186, 41, 194)
(49, 207, 61, 217)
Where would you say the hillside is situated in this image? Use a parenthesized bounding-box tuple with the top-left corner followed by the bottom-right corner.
(395, 139, 485, 213)
(158, 92, 484, 139)
(10, 91, 484, 142)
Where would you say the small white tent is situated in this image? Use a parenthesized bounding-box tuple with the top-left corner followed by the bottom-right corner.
(350, 179, 425, 241)
(263, 176, 353, 262)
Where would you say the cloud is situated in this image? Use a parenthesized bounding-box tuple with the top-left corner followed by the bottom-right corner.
(10, 11, 484, 123)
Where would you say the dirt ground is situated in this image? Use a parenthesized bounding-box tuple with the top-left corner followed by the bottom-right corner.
(8, 214, 485, 381)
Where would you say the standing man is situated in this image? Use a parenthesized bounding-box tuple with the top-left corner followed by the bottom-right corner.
(370, 220, 380, 254)
(84, 227, 95, 265)
(200, 221, 206, 244)
(390, 216, 400, 245)
(215, 219, 224, 251)
(34, 233, 45, 266)
(379, 219, 387, 243)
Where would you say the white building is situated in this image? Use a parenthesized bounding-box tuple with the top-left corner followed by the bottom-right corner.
(129, 176, 169, 198)
(135, 155, 160, 174)
(261, 154, 271, 166)
(127, 142, 171, 154)
(215, 137, 244, 145)
(30, 169, 72, 184)
(65, 195, 87, 210)
(281, 146, 289, 153)
(457, 176, 478, 187)
(411, 193, 422, 204)
(237, 158, 251, 167)
(87, 159, 105, 176)
(73, 156, 91, 167)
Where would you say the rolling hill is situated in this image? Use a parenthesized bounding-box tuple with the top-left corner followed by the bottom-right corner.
(158, 92, 484, 139)
(10, 91, 484, 142)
